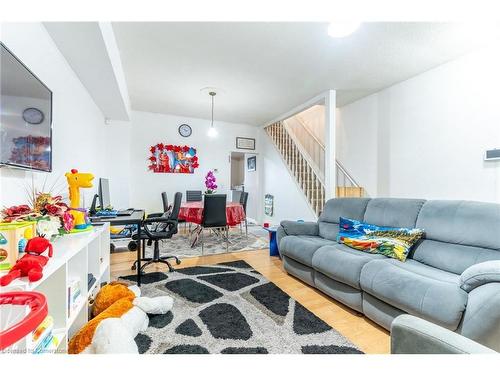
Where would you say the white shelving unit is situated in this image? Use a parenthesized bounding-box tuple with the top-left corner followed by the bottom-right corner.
(0, 223, 110, 353)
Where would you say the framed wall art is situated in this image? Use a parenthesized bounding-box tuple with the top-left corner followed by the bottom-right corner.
(236, 137, 256, 150)
(148, 143, 199, 173)
(247, 155, 256, 172)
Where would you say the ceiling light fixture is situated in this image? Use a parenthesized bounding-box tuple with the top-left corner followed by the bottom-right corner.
(207, 91, 218, 138)
(327, 22, 361, 38)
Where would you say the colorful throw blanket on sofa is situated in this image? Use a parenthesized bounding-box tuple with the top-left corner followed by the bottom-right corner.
(337, 217, 424, 262)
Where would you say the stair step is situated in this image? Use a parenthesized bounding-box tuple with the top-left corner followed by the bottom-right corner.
(336, 186, 365, 198)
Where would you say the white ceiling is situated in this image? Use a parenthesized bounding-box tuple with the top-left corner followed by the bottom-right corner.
(44, 22, 131, 121)
(112, 22, 488, 125)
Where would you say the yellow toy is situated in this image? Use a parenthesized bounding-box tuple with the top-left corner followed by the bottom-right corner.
(68, 281, 173, 354)
(0, 221, 36, 271)
(65, 169, 94, 230)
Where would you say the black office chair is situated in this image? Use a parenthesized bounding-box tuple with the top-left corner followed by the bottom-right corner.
(186, 190, 203, 202)
(131, 192, 182, 273)
(124, 193, 170, 254)
(239, 191, 249, 236)
(161, 192, 169, 212)
(200, 194, 228, 253)
(141, 192, 171, 246)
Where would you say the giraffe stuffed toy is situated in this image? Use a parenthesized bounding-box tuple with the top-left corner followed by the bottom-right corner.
(65, 169, 94, 229)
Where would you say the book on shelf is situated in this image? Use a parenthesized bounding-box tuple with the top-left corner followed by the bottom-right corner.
(27, 315, 54, 352)
(33, 333, 55, 354)
(67, 277, 82, 313)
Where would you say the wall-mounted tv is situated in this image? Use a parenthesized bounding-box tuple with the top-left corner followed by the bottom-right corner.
(1, 42, 52, 172)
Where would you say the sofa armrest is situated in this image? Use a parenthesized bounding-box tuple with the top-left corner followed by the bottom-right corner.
(459, 282, 500, 351)
(460, 260, 500, 293)
(279, 220, 319, 236)
(391, 315, 496, 354)
(276, 221, 319, 250)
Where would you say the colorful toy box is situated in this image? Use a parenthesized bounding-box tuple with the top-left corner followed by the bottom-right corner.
(0, 221, 37, 271)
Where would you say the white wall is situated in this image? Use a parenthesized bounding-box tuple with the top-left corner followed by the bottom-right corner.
(335, 96, 379, 196)
(100, 120, 132, 209)
(0, 23, 107, 208)
(128, 111, 259, 215)
(230, 155, 244, 188)
(337, 45, 500, 203)
(243, 153, 260, 222)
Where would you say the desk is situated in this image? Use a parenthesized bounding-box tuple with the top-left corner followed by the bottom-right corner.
(90, 210, 145, 286)
(179, 201, 245, 226)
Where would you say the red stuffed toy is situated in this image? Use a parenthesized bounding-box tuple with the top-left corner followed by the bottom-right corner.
(0, 236, 53, 286)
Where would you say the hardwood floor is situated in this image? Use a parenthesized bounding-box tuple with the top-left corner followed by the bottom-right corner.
(110, 248, 390, 354)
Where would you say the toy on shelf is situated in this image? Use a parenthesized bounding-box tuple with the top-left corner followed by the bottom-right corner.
(0, 236, 53, 286)
(0, 291, 48, 351)
(0, 221, 37, 271)
(68, 281, 173, 354)
(65, 169, 94, 231)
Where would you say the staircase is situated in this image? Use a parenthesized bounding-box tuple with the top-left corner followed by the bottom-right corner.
(265, 120, 364, 217)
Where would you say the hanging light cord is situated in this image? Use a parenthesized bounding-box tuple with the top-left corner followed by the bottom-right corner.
(211, 93, 214, 128)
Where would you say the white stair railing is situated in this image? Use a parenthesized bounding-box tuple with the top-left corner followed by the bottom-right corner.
(265, 121, 325, 216)
(283, 116, 325, 183)
(281, 115, 365, 196)
(265, 118, 366, 217)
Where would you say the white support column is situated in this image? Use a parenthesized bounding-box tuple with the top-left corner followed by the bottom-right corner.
(324, 90, 337, 200)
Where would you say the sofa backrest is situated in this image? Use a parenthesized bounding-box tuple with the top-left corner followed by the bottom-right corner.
(363, 198, 426, 228)
(318, 198, 370, 240)
(413, 200, 500, 274)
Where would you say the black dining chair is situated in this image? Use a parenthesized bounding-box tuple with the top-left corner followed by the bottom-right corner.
(231, 190, 242, 203)
(200, 194, 228, 253)
(184, 190, 202, 231)
(239, 191, 249, 236)
(131, 192, 182, 273)
(186, 190, 203, 202)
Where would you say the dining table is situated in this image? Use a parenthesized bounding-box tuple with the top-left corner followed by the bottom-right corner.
(178, 200, 246, 226)
(178, 200, 246, 248)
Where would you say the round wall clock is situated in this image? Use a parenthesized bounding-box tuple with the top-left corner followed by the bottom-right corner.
(22, 107, 44, 125)
(178, 123, 192, 137)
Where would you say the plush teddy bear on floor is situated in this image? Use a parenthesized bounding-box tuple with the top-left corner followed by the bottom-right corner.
(68, 281, 173, 354)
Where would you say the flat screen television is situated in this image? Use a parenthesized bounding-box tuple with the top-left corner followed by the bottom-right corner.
(0, 42, 53, 172)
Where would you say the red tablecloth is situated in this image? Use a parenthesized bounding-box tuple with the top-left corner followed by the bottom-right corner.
(178, 201, 245, 226)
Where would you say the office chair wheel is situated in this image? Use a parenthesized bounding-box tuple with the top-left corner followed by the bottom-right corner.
(131, 264, 136, 271)
(175, 259, 181, 265)
(128, 241, 138, 251)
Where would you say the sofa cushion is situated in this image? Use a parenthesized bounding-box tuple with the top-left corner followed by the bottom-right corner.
(279, 235, 335, 267)
(363, 198, 426, 228)
(318, 198, 370, 241)
(312, 244, 386, 289)
(360, 259, 468, 330)
(413, 200, 500, 274)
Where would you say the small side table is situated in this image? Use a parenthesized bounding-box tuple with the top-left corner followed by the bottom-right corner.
(263, 226, 280, 257)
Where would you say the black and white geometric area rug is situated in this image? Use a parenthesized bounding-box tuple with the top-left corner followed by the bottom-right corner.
(120, 260, 363, 354)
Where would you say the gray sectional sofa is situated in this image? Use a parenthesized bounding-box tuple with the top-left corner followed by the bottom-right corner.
(391, 315, 496, 354)
(277, 198, 500, 351)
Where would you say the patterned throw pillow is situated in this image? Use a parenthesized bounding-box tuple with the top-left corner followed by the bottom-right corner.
(336, 217, 424, 262)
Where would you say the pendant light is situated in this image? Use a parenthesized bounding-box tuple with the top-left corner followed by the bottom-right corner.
(207, 91, 218, 137)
